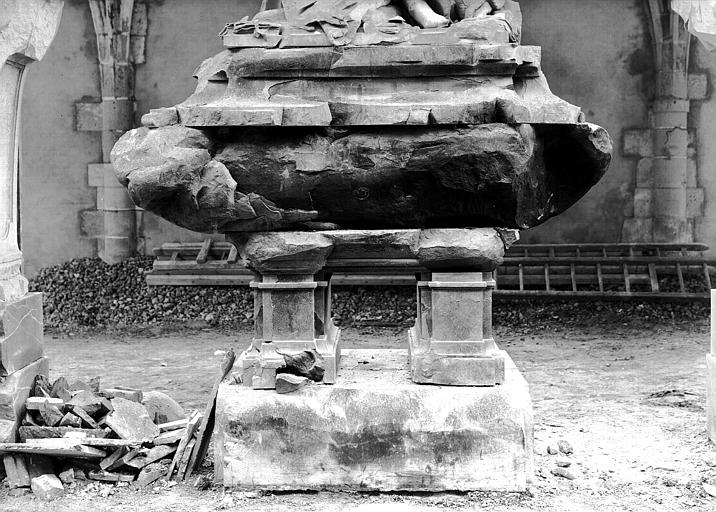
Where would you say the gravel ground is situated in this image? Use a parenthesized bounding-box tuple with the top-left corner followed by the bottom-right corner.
(29, 257, 710, 335)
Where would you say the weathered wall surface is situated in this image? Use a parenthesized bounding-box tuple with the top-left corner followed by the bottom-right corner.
(692, 42, 716, 254)
(519, 0, 652, 244)
(18, 0, 709, 275)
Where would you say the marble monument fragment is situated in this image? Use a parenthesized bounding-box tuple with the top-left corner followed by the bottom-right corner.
(111, 0, 611, 234)
(111, 1, 611, 491)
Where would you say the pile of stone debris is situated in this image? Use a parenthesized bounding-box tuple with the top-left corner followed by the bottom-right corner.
(0, 376, 204, 500)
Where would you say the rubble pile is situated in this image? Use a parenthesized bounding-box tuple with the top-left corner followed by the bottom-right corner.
(0, 376, 205, 500)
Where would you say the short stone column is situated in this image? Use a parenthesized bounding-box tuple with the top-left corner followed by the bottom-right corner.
(409, 229, 513, 386)
(0, 0, 64, 442)
(228, 232, 340, 389)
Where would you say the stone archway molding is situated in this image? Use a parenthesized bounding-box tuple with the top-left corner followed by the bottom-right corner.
(0, 0, 64, 443)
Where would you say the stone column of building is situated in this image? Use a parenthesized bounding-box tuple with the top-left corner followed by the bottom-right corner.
(77, 0, 147, 263)
(0, 0, 64, 442)
(622, 0, 707, 243)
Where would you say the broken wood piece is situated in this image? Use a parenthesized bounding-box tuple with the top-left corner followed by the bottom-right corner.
(125, 444, 176, 470)
(157, 418, 189, 432)
(0, 442, 106, 460)
(100, 446, 130, 471)
(2, 454, 30, 488)
(167, 411, 201, 480)
(88, 469, 134, 482)
(68, 406, 100, 429)
(60, 434, 141, 448)
(275, 373, 311, 394)
(58, 412, 82, 428)
(26, 397, 64, 411)
(100, 387, 143, 403)
(105, 398, 159, 441)
(153, 428, 185, 445)
(102, 446, 141, 471)
(176, 438, 196, 481)
(134, 461, 169, 487)
(18, 426, 107, 442)
(184, 349, 236, 480)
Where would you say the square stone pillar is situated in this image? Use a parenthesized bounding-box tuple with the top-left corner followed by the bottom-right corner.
(410, 271, 505, 386)
(0, 0, 64, 442)
(409, 229, 516, 386)
(228, 233, 340, 390)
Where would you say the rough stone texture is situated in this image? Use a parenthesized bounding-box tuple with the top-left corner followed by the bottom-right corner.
(0, 292, 43, 376)
(0, 357, 49, 442)
(105, 398, 159, 441)
(142, 391, 187, 424)
(231, 228, 516, 272)
(112, 123, 610, 233)
(216, 348, 533, 491)
(30, 473, 64, 501)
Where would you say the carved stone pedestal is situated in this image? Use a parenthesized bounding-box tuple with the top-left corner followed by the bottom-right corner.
(410, 272, 506, 386)
(216, 349, 533, 491)
(228, 232, 341, 390)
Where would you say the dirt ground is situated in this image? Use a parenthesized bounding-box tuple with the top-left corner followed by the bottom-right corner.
(2, 320, 715, 511)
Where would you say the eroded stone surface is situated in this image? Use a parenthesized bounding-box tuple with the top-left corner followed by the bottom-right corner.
(216, 348, 533, 491)
(113, 124, 610, 233)
(0, 292, 43, 376)
(0, 357, 49, 442)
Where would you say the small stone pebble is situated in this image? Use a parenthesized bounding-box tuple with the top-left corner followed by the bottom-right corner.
(556, 459, 572, 468)
(551, 467, 577, 480)
(58, 468, 75, 485)
(558, 439, 574, 455)
(547, 445, 558, 455)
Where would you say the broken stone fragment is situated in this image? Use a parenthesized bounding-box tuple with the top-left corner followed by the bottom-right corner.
(275, 374, 311, 394)
(68, 390, 112, 417)
(112, 123, 611, 233)
(30, 474, 64, 501)
(105, 398, 159, 441)
(142, 391, 186, 425)
(278, 350, 326, 382)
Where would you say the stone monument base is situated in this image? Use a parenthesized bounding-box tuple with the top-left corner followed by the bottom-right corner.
(215, 348, 533, 491)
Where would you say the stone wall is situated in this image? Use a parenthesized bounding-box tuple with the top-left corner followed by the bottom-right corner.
(17, 0, 716, 275)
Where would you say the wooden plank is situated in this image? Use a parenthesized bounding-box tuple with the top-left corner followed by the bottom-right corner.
(596, 264, 604, 292)
(167, 411, 201, 479)
(623, 264, 631, 293)
(0, 442, 105, 460)
(705, 263, 713, 290)
(570, 264, 577, 292)
(518, 264, 524, 291)
(648, 263, 660, 292)
(196, 239, 212, 264)
(676, 263, 686, 293)
(494, 290, 710, 302)
(184, 349, 237, 480)
(227, 245, 238, 263)
(544, 264, 551, 292)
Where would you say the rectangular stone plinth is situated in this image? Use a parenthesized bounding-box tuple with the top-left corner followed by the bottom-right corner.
(409, 332, 506, 386)
(0, 357, 49, 442)
(216, 349, 533, 491)
(0, 293, 43, 376)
